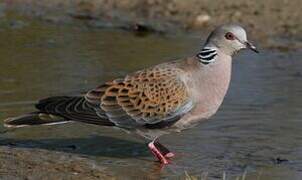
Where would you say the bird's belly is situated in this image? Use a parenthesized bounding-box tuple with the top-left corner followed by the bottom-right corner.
(172, 103, 219, 130)
(133, 103, 220, 139)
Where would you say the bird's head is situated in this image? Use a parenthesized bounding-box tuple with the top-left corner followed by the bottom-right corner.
(205, 24, 258, 56)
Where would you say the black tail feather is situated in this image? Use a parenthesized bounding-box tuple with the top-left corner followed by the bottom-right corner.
(3, 112, 69, 128)
(4, 96, 114, 128)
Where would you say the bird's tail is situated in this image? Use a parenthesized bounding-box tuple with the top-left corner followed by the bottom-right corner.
(3, 96, 114, 128)
(3, 112, 69, 128)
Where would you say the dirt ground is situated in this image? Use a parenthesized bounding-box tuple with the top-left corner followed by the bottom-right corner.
(3, 0, 302, 49)
(0, 145, 113, 180)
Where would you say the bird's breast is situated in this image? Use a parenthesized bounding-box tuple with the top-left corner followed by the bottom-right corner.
(175, 57, 232, 129)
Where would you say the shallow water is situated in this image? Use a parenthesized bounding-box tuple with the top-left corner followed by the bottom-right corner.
(0, 15, 302, 180)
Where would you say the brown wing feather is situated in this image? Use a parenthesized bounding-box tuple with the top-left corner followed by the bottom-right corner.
(85, 66, 194, 128)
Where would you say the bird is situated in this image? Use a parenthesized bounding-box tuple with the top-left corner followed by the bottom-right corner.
(3, 24, 258, 165)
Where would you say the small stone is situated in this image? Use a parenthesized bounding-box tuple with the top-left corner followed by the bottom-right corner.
(193, 14, 211, 27)
(272, 157, 289, 164)
(233, 11, 242, 18)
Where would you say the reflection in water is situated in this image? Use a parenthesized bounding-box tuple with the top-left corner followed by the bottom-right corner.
(0, 135, 149, 158)
(0, 16, 302, 179)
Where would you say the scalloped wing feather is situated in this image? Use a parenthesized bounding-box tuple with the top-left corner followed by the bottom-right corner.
(85, 66, 194, 128)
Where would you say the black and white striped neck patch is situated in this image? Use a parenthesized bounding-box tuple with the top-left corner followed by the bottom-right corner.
(196, 48, 217, 65)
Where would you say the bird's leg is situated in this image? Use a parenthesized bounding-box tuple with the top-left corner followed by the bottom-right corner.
(148, 139, 169, 164)
(153, 141, 175, 158)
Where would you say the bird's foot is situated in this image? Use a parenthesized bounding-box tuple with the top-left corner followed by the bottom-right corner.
(153, 140, 175, 158)
(148, 141, 169, 164)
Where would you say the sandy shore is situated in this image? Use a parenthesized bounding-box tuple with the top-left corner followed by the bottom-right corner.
(4, 0, 302, 41)
(0, 145, 113, 180)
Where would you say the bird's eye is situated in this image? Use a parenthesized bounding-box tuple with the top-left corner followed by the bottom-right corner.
(225, 32, 235, 40)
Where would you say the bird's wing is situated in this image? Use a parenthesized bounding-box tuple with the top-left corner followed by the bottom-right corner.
(35, 96, 115, 126)
(85, 66, 194, 128)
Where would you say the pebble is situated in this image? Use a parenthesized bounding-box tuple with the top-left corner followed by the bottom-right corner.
(193, 14, 211, 27)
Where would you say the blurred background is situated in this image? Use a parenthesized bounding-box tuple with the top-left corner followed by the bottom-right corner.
(0, 0, 301, 179)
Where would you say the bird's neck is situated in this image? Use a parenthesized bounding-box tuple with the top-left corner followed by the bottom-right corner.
(188, 52, 232, 120)
(196, 46, 218, 65)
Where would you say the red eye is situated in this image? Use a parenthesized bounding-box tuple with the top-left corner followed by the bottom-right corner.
(225, 32, 235, 40)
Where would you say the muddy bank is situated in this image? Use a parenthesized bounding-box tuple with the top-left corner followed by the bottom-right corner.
(3, 0, 302, 49)
(0, 145, 113, 180)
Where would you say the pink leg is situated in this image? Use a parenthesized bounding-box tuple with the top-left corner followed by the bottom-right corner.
(148, 141, 169, 164)
(153, 141, 175, 158)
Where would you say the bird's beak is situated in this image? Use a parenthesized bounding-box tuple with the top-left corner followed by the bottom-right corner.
(245, 41, 259, 53)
